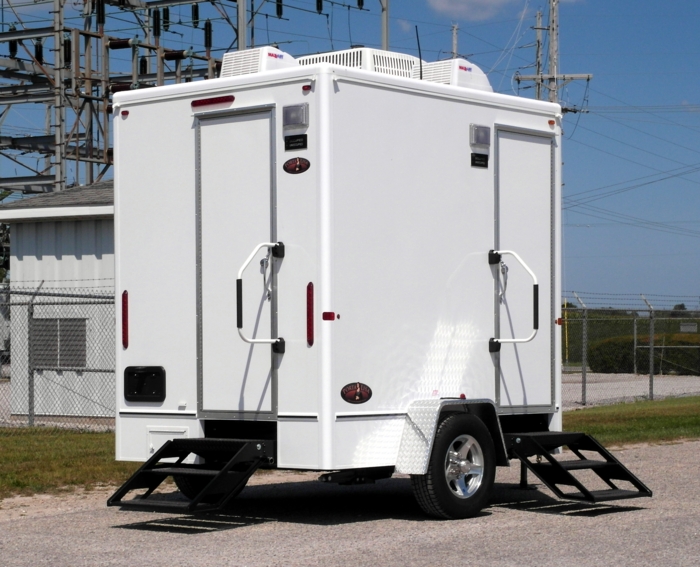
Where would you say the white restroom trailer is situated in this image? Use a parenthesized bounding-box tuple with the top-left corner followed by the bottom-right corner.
(109, 48, 650, 518)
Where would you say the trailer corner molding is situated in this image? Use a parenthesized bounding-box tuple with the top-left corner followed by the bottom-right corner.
(283, 157, 310, 174)
(340, 382, 372, 404)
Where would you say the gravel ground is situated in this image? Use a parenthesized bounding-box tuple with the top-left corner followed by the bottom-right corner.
(1, 440, 698, 567)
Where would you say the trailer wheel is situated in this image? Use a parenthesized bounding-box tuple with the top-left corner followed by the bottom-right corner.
(411, 414, 495, 519)
(173, 474, 246, 503)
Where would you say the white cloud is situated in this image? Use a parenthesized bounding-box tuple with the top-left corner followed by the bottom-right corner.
(427, 0, 522, 21)
(397, 19, 413, 33)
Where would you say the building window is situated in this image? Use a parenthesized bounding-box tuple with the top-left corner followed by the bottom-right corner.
(30, 318, 87, 369)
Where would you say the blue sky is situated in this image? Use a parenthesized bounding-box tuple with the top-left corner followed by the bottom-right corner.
(4, 0, 700, 307)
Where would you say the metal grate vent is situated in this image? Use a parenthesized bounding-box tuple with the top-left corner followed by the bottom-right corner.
(412, 59, 493, 92)
(414, 61, 452, 84)
(371, 51, 417, 78)
(298, 48, 419, 79)
(220, 50, 261, 77)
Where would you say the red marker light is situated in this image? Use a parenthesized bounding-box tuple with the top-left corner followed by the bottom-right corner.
(460, 393, 466, 399)
(121, 110, 129, 118)
(122, 290, 129, 349)
(548, 119, 556, 126)
(302, 85, 312, 92)
(191, 95, 235, 108)
(307, 283, 314, 347)
(322, 312, 335, 321)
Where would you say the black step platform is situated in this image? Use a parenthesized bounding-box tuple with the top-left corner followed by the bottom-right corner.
(505, 432, 652, 503)
(108, 438, 274, 513)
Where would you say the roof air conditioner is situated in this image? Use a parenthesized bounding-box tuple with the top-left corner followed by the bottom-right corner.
(220, 47, 298, 78)
(413, 59, 493, 92)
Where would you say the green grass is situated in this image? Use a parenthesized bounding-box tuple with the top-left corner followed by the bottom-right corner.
(1, 396, 700, 500)
(0, 429, 134, 500)
(563, 395, 700, 446)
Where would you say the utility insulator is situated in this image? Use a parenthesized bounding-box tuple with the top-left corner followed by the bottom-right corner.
(139, 56, 147, 75)
(276, 0, 283, 19)
(64, 35, 72, 66)
(8, 24, 17, 59)
(192, 4, 199, 28)
(163, 7, 170, 32)
(97, 0, 105, 26)
(35, 41, 43, 64)
(204, 20, 213, 51)
(316, 0, 323, 14)
(153, 8, 161, 38)
(358, 0, 364, 8)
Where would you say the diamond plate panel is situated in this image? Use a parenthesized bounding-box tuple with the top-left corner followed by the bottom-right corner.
(395, 399, 449, 475)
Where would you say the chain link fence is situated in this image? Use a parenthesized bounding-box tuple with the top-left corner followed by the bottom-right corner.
(562, 307, 700, 408)
(0, 285, 115, 433)
(3, 283, 700, 433)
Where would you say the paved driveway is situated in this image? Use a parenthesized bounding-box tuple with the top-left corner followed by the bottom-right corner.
(1, 440, 698, 567)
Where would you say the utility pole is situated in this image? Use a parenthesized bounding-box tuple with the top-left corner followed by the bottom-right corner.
(238, 0, 246, 50)
(535, 10, 543, 100)
(451, 23, 458, 58)
(516, 0, 591, 107)
(380, 0, 389, 50)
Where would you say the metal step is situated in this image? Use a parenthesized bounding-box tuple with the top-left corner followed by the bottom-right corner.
(505, 432, 652, 504)
(567, 489, 648, 503)
(145, 466, 219, 476)
(108, 438, 274, 514)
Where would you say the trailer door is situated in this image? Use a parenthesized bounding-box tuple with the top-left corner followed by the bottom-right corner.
(495, 129, 554, 411)
(196, 108, 279, 418)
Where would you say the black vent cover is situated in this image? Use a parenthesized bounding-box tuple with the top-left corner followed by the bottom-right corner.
(124, 366, 166, 402)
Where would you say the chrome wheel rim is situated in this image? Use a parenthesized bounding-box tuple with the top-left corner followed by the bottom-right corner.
(444, 434, 485, 499)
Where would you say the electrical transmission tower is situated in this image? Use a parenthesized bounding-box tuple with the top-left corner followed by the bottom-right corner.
(515, 0, 591, 106)
(0, 0, 381, 195)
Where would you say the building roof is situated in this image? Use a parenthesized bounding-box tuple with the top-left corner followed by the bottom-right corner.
(0, 181, 114, 222)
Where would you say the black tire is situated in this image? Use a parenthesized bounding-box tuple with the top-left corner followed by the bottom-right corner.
(411, 414, 496, 519)
(173, 474, 246, 503)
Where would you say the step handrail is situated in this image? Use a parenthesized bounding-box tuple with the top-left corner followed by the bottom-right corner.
(236, 241, 285, 350)
(489, 249, 539, 349)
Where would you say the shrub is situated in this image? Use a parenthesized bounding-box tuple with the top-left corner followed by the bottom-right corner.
(588, 334, 700, 375)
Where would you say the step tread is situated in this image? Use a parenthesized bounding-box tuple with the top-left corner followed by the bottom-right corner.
(566, 489, 651, 502)
(537, 459, 616, 471)
(114, 498, 220, 513)
(145, 466, 220, 476)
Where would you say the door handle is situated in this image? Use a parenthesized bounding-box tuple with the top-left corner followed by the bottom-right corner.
(488, 249, 539, 353)
(236, 242, 285, 353)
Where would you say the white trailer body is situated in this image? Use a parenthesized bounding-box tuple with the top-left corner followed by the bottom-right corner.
(114, 52, 561, 470)
(110, 49, 655, 519)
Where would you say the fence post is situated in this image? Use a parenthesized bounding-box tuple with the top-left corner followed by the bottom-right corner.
(641, 295, 654, 401)
(26, 281, 44, 427)
(27, 302, 34, 427)
(649, 311, 655, 400)
(582, 308, 588, 406)
(573, 292, 587, 406)
(633, 318, 637, 375)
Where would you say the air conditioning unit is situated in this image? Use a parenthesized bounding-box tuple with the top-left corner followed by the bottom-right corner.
(298, 48, 421, 79)
(220, 47, 298, 78)
(413, 59, 493, 92)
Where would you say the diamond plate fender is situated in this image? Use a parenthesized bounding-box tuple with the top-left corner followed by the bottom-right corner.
(395, 399, 508, 475)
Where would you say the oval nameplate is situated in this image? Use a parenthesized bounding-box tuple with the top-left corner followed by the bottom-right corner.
(283, 157, 311, 174)
(341, 382, 372, 404)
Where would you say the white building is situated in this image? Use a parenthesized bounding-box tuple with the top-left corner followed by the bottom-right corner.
(0, 182, 115, 421)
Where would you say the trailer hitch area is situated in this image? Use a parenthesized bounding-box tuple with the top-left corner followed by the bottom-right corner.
(318, 466, 394, 485)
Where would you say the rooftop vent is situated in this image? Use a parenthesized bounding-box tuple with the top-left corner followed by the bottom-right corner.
(220, 47, 298, 78)
(298, 48, 420, 79)
(413, 59, 492, 92)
